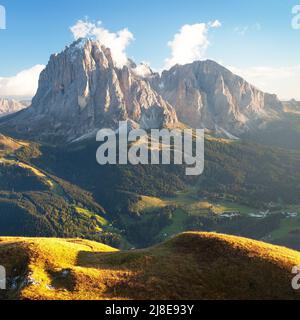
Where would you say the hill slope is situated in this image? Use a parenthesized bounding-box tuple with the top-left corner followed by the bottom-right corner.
(0, 134, 124, 248)
(3, 131, 300, 250)
(1, 232, 300, 300)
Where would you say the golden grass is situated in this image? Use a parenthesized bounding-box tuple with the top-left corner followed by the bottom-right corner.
(0, 135, 25, 151)
(131, 196, 168, 213)
(0, 158, 54, 188)
(131, 193, 215, 215)
(17, 162, 45, 178)
(140, 188, 252, 216)
(205, 134, 236, 144)
(1, 233, 300, 300)
(0, 237, 117, 300)
(75, 207, 108, 226)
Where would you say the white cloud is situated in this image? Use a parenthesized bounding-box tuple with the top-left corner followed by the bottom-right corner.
(70, 19, 134, 68)
(132, 62, 153, 78)
(0, 65, 45, 99)
(70, 20, 96, 39)
(164, 20, 221, 70)
(228, 65, 300, 100)
(234, 23, 261, 36)
(209, 20, 222, 28)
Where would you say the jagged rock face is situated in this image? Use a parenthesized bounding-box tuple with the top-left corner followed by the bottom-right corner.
(0, 99, 27, 117)
(151, 60, 283, 135)
(0, 43, 284, 143)
(3, 39, 177, 143)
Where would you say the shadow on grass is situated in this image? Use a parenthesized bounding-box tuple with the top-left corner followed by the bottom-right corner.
(47, 268, 76, 292)
(76, 250, 146, 269)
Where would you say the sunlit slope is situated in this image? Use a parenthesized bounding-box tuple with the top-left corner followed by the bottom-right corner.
(1, 232, 300, 300)
(0, 134, 123, 247)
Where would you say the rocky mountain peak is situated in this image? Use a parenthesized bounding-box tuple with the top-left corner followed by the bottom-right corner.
(0, 41, 285, 143)
(131, 63, 155, 79)
(4, 39, 177, 143)
(152, 60, 283, 135)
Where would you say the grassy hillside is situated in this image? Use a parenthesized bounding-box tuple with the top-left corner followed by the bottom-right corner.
(28, 134, 300, 207)
(0, 135, 124, 248)
(2, 131, 300, 250)
(29, 136, 300, 249)
(1, 232, 300, 300)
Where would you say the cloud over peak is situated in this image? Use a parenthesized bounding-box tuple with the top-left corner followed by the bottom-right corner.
(70, 20, 134, 68)
(164, 20, 221, 70)
(0, 65, 45, 98)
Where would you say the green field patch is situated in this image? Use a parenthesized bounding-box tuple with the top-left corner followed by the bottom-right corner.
(75, 207, 108, 226)
(157, 208, 188, 240)
(212, 201, 254, 215)
(271, 217, 300, 240)
(134, 185, 255, 218)
(131, 195, 168, 214)
(162, 187, 254, 216)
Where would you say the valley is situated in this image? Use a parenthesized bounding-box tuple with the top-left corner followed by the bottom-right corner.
(1, 126, 300, 251)
(121, 186, 300, 249)
(0, 28, 299, 301)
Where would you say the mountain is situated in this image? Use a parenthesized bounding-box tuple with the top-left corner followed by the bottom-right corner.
(1, 232, 300, 300)
(241, 100, 300, 151)
(0, 99, 28, 117)
(0, 39, 177, 143)
(283, 99, 300, 114)
(0, 39, 285, 143)
(0, 38, 299, 253)
(151, 60, 283, 136)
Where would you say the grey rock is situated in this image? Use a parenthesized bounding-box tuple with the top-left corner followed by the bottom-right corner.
(0, 98, 28, 117)
(151, 60, 283, 135)
(0, 44, 284, 142)
(1, 39, 177, 143)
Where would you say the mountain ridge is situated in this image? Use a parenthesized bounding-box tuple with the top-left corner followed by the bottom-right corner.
(151, 60, 283, 135)
(0, 99, 29, 118)
(0, 39, 177, 143)
(0, 38, 284, 144)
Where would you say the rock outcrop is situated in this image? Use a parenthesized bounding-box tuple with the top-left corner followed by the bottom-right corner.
(0, 41, 284, 143)
(0, 99, 28, 117)
(1, 39, 177, 143)
(151, 60, 283, 135)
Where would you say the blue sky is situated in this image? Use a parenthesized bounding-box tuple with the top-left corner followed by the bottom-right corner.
(0, 0, 299, 99)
